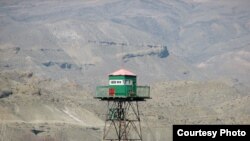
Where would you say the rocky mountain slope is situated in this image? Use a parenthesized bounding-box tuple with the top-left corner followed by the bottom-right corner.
(1, 0, 250, 85)
(0, 71, 249, 141)
(0, 0, 250, 141)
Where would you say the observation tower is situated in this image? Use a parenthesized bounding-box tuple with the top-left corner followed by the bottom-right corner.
(95, 69, 150, 141)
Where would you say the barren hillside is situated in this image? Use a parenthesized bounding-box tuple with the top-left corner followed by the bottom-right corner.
(0, 0, 250, 141)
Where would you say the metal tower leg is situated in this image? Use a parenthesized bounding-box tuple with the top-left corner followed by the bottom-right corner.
(103, 100, 143, 141)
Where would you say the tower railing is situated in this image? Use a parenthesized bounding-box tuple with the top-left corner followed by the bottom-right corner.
(96, 86, 109, 98)
(95, 86, 150, 99)
(137, 86, 150, 98)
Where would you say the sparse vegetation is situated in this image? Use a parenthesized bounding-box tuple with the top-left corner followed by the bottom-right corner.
(0, 0, 249, 141)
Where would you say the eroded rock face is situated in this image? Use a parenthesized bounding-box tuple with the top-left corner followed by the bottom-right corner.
(0, 71, 39, 96)
(121, 46, 169, 62)
(0, 90, 13, 99)
(0, 0, 250, 140)
(0, 71, 105, 141)
(1, 0, 250, 85)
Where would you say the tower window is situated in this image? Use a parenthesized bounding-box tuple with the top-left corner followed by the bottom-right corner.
(109, 80, 124, 85)
(125, 80, 132, 85)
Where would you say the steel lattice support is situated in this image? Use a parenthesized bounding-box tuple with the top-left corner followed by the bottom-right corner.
(103, 100, 143, 141)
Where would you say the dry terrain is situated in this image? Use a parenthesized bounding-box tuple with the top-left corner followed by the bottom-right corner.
(0, 0, 250, 141)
